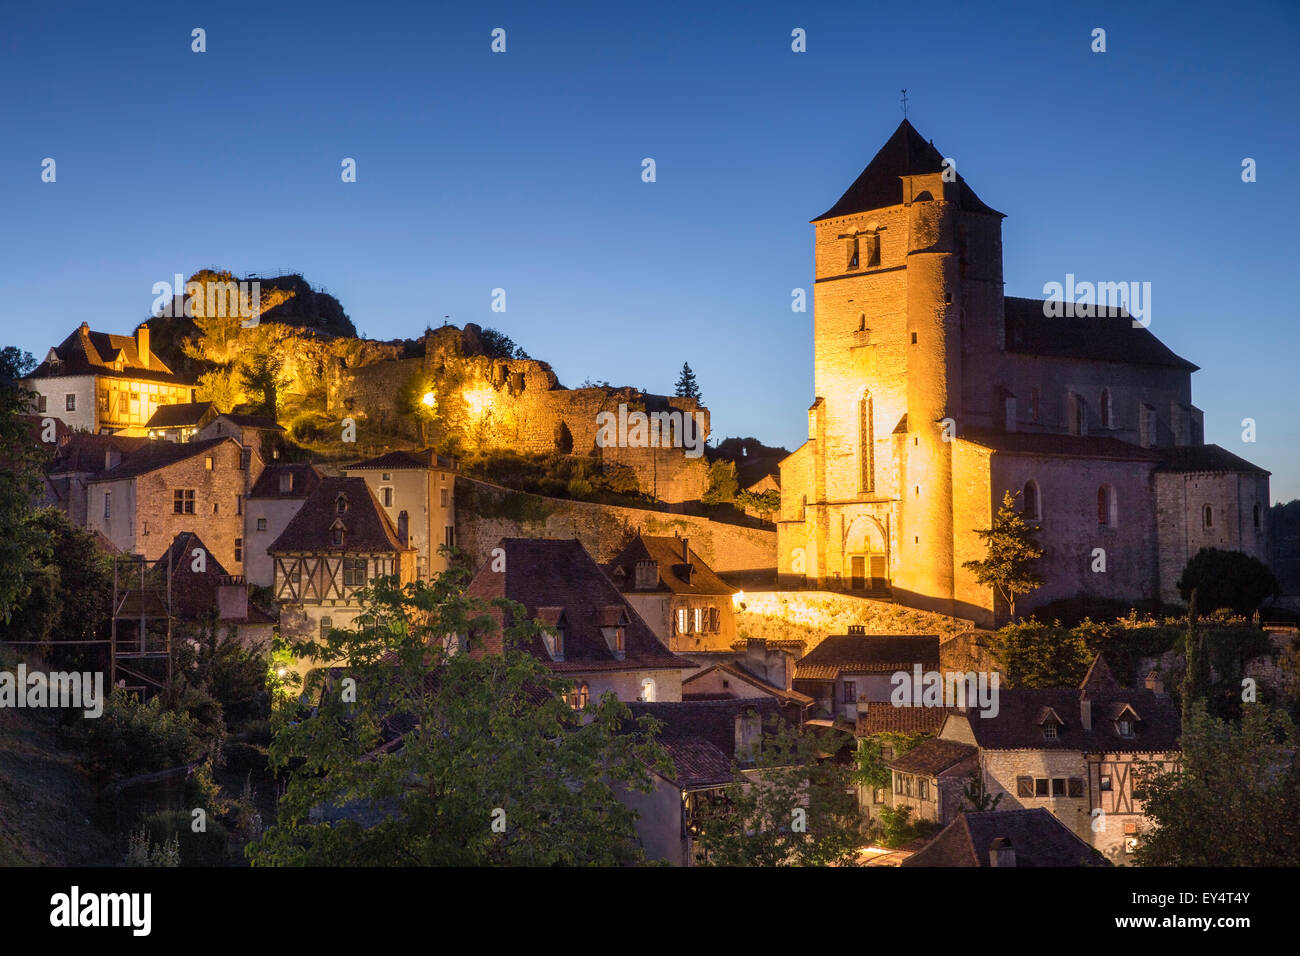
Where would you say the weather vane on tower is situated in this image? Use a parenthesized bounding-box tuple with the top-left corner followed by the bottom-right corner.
(900, 88, 909, 118)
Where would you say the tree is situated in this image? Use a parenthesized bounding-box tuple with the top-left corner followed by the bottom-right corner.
(1176, 548, 1278, 616)
(693, 720, 861, 866)
(1181, 591, 1209, 725)
(989, 619, 1093, 688)
(238, 350, 286, 417)
(962, 489, 1045, 620)
(702, 460, 738, 507)
(1131, 700, 1300, 865)
(479, 328, 529, 360)
(0, 349, 50, 624)
(248, 569, 670, 865)
(674, 362, 702, 406)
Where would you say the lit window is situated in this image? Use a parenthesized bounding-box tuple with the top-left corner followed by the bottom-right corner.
(639, 678, 656, 702)
(567, 681, 590, 710)
(205, 456, 213, 470)
(694, 607, 704, 632)
(234, 537, 242, 562)
(1116, 718, 1134, 738)
(676, 608, 688, 634)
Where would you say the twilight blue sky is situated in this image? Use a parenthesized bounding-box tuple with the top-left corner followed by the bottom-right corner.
(2, 0, 1297, 499)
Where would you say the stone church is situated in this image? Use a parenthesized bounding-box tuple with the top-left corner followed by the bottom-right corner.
(778, 120, 1270, 626)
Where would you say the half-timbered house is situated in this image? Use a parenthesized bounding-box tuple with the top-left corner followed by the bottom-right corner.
(269, 476, 417, 647)
(933, 655, 1180, 863)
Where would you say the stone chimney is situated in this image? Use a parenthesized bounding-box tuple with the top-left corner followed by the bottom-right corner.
(104, 445, 121, 472)
(135, 324, 150, 369)
(989, 837, 1016, 867)
(680, 537, 692, 584)
(1080, 697, 1092, 732)
(1144, 671, 1164, 695)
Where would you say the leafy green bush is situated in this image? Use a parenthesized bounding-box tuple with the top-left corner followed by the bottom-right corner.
(81, 689, 206, 778)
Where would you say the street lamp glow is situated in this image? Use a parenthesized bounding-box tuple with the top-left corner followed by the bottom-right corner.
(421, 390, 436, 408)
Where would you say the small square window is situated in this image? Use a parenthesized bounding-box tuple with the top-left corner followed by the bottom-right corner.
(1051, 778, 1066, 797)
(256, 517, 267, 531)
(1100, 774, 1113, 792)
(1034, 778, 1049, 797)
(910, 332, 918, 344)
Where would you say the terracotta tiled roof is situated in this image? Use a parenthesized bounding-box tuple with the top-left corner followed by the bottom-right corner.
(1155, 444, 1269, 476)
(604, 533, 735, 597)
(856, 705, 955, 737)
(86, 437, 236, 482)
(27, 323, 189, 384)
(146, 402, 214, 428)
(795, 635, 940, 681)
(248, 462, 322, 499)
(958, 427, 1162, 462)
(814, 119, 1001, 222)
(888, 738, 977, 776)
(464, 538, 692, 674)
(268, 476, 409, 554)
(1003, 296, 1197, 371)
(346, 448, 456, 470)
(901, 809, 1109, 867)
(656, 737, 737, 790)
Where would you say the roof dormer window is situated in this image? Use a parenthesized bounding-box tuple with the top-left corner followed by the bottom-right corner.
(330, 519, 345, 546)
(598, 606, 629, 659)
(1116, 718, 1134, 738)
(279, 471, 294, 493)
(336, 494, 349, 515)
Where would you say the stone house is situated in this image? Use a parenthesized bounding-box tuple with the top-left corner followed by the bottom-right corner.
(778, 119, 1271, 624)
(43, 432, 150, 526)
(604, 534, 737, 652)
(933, 656, 1180, 863)
(342, 448, 457, 581)
(243, 463, 323, 588)
(681, 658, 814, 724)
(85, 435, 260, 573)
(145, 401, 217, 442)
(901, 808, 1108, 867)
(618, 698, 783, 866)
(854, 704, 956, 823)
(269, 476, 418, 644)
(886, 737, 978, 826)
(464, 538, 695, 704)
(793, 631, 940, 723)
(24, 322, 194, 435)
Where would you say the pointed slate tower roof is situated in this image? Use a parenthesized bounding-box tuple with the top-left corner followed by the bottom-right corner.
(813, 119, 1002, 221)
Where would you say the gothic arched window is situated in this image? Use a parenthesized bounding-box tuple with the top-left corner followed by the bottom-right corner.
(860, 391, 874, 493)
